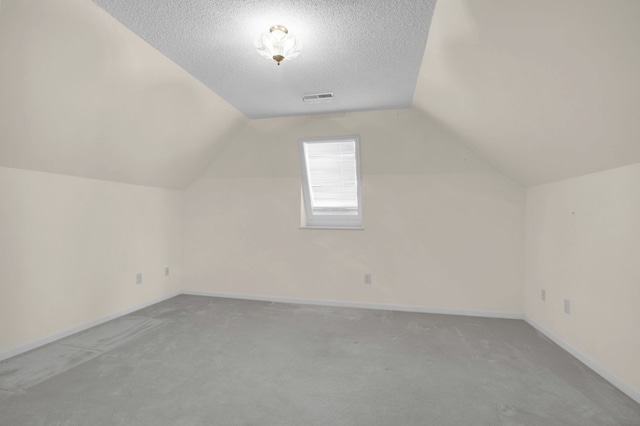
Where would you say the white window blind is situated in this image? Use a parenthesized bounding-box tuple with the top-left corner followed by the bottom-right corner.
(299, 136, 363, 228)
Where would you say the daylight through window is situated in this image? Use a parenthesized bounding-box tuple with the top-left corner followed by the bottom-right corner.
(299, 136, 363, 228)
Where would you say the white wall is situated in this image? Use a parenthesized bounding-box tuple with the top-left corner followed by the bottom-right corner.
(0, 166, 183, 355)
(525, 162, 640, 397)
(184, 109, 525, 314)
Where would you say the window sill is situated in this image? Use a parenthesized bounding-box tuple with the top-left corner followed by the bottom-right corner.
(299, 226, 365, 230)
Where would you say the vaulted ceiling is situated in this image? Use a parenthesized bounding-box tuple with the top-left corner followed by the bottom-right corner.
(93, 0, 437, 119)
(414, 0, 640, 185)
(1, 0, 639, 188)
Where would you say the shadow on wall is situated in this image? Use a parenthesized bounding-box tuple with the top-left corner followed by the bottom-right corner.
(199, 107, 503, 180)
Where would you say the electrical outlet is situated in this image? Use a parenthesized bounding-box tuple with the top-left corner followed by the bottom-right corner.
(541, 289, 546, 301)
(136, 273, 142, 285)
(165, 267, 170, 277)
(564, 299, 570, 314)
(364, 273, 372, 284)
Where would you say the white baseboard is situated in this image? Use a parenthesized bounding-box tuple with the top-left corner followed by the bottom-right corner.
(524, 315, 640, 406)
(6, 289, 636, 407)
(185, 291, 640, 404)
(0, 291, 181, 362)
(181, 290, 524, 320)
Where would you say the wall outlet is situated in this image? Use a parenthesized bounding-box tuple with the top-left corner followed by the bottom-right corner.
(564, 299, 570, 314)
(364, 273, 372, 284)
(136, 272, 142, 285)
(541, 289, 546, 301)
(165, 267, 170, 277)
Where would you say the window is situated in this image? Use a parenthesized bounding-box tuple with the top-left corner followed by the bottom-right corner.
(299, 135, 363, 229)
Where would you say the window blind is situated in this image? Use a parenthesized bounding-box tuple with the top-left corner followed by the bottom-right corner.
(303, 140, 358, 215)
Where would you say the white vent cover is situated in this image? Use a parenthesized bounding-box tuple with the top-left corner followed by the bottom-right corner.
(302, 92, 334, 102)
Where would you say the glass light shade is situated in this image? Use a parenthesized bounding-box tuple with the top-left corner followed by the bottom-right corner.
(255, 25, 302, 65)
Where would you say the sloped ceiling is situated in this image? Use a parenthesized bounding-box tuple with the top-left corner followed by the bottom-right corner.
(1, 0, 640, 188)
(414, 0, 640, 185)
(0, 0, 246, 189)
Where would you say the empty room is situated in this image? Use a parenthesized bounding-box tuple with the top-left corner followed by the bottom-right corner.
(1, 0, 639, 424)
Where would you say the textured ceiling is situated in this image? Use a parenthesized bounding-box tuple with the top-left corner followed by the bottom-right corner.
(92, 0, 436, 119)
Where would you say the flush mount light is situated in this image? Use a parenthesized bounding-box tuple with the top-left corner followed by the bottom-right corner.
(255, 25, 302, 66)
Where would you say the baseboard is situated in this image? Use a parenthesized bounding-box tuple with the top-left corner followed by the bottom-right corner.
(4, 290, 637, 405)
(181, 290, 524, 320)
(524, 315, 640, 405)
(0, 291, 181, 362)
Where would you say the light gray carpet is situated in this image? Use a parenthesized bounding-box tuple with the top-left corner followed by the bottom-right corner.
(1, 295, 639, 425)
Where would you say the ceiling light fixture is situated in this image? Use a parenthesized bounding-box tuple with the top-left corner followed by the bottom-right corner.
(255, 25, 302, 66)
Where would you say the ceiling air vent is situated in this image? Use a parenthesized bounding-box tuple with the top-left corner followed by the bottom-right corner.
(302, 92, 334, 102)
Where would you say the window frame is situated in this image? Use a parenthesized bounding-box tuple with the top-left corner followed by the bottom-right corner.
(298, 135, 364, 230)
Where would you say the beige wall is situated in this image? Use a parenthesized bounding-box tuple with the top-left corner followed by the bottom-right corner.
(0, 166, 183, 354)
(525, 162, 640, 396)
(0, 0, 246, 189)
(0, 0, 635, 405)
(183, 109, 525, 313)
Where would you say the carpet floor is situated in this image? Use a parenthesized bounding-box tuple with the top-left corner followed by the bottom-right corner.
(1, 295, 639, 425)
